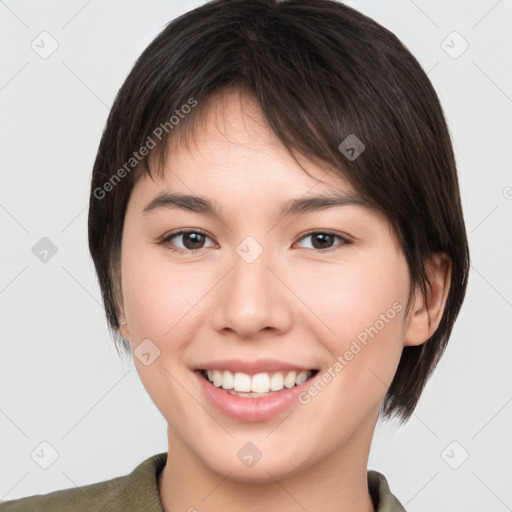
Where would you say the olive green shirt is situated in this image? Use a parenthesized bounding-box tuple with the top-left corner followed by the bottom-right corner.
(0, 452, 406, 511)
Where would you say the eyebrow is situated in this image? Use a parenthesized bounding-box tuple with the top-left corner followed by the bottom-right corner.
(142, 191, 369, 218)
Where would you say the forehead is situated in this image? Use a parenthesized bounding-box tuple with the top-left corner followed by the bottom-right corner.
(136, 90, 357, 201)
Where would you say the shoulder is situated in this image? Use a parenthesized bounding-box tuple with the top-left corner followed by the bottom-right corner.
(368, 469, 407, 512)
(0, 452, 167, 512)
(0, 478, 118, 512)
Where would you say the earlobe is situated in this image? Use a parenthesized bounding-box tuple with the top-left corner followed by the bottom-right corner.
(118, 317, 131, 340)
(403, 253, 452, 347)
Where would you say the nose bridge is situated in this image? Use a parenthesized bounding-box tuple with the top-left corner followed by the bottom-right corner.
(212, 235, 292, 337)
(231, 236, 275, 313)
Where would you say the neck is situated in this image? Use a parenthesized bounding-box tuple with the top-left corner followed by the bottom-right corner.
(158, 422, 377, 512)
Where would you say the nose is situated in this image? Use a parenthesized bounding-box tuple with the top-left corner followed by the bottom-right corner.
(211, 244, 294, 339)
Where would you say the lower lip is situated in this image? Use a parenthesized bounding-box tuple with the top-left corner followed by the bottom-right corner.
(194, 370, 316, 423)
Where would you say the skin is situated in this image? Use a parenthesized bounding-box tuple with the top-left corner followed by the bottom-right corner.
(118, 91, 451, 512)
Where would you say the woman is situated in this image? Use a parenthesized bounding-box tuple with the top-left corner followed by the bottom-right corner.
(1, 0, 469, 510)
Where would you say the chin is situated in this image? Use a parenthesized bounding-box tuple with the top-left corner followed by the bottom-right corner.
(201, 442, 313, 484)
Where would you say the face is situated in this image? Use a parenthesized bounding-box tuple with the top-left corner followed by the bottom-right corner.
(119, 91, 412, 483)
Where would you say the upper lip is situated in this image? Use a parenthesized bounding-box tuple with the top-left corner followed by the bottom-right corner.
(195, 359, 317, 375)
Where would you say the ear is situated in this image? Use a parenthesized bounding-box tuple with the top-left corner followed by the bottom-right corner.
(119, 320, 131, 340)
(118, 304, 131, 340)
(403, 253, 452, 347)
(115, 287, 131, 340)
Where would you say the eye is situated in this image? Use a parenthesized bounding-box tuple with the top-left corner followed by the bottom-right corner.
(294, 230, 351, 251)
(159, 229, 216, 254)
(159, 229, 351, 254)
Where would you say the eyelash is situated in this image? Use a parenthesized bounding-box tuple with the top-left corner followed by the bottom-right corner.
(159, 229, 352, 254)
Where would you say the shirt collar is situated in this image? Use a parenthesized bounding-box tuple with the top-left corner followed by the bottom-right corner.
(128, 453, 406, 512)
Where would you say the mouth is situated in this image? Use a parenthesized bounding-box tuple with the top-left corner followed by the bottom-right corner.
(196, 368, 320, 398)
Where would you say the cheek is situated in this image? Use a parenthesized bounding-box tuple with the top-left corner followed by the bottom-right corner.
(303, 253, 407, 329)
(290, 258, 409, 428)
(119, 248, 201, 414)
(120, 240, 200, 344)
(295, 251, 409, 380)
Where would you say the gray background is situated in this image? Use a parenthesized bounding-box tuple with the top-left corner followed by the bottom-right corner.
(0, 0, 511, 510)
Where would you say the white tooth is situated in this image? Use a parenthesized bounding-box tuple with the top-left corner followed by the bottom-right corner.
(251, 373, 270, 393)
(295, 371, 308, 385)
(233, 372, 252, 392)
(212, 370, 222, 387)
(269, 372, 285, 391)
(284, 371, 297, 389)
(209, 369, 311, 392)
(221, 370, 234, 390)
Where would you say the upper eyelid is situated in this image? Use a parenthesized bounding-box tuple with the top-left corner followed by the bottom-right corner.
(162, 229, 216, 245)
(294, 230, 351, 248)
(297, 229, 349, 240)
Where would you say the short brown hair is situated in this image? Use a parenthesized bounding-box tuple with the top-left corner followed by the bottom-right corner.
(88, 0, 470, 423)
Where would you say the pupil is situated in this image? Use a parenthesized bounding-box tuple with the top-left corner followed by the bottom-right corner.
(312, 233, 333, 249)
(184, 233, 204, 249)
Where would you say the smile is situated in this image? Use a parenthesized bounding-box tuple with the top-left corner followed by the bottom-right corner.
(194, 368, 319, 422)
(200, 369, 317, 396)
